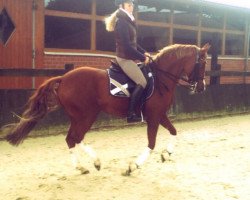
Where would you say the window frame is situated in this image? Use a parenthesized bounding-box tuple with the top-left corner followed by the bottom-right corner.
(43, 0, 248, 58)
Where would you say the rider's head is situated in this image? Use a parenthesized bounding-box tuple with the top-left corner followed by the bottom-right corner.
(115, 0, 134, 14)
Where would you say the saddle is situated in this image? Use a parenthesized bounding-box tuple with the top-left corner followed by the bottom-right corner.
(107, 60, 154, 103)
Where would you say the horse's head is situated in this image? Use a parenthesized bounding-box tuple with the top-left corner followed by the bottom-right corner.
(152, 43, 210, 94)
(184, 43, 210, 93)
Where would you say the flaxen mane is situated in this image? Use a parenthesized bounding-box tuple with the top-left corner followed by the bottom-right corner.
(154, 44, 200, 62)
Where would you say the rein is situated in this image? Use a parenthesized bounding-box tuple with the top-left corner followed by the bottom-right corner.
(155, 65, 192, 88)
(148, 57, 197, 91)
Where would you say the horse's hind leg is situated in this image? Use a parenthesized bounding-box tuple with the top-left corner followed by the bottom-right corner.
(66, 113, 100, 174)
(78, 142, 101, 171)
(160, 115, 177, 162)
(68, 141, 90, 174)
(69, 142, 101, 174)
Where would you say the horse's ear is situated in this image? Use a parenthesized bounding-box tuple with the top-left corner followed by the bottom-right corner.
(201, 43, 211, 52)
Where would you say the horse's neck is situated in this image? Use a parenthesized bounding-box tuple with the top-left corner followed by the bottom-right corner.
(155, 55, 184, 78)
(153, 63, 181, 95)
(155, 47, 196, 76)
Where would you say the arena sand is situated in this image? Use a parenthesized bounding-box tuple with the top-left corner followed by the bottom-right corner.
(1, 114, 250, 200)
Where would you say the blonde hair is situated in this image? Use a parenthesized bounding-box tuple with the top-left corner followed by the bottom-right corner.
(105, 10, 119, 32)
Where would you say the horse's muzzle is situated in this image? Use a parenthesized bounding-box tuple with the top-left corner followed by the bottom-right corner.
(195, 79, 206, 93)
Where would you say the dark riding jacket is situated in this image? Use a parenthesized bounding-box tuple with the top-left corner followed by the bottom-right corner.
(115, 9, 146, 62)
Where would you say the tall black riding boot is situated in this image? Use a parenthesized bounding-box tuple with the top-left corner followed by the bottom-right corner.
(127, 84, 144, 123)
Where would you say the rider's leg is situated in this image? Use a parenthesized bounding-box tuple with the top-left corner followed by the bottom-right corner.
(116, 57, 147, 88)
(127, 84, 144, 122)
(116, 57, 147, 122)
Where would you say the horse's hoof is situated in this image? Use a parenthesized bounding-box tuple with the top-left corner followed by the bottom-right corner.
(121, 162, 138, 176)
(161, 150, 171, 163)
(94, 159, 101, 171)
(161, 154, 166, 162)
(121, 169, 131, 176)
(76, 167, 90, 175)
(129, 162, 138, 172)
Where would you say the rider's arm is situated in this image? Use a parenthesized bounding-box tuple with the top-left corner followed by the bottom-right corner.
(116, 20, 146, 62)
(137, 44, 146, 54)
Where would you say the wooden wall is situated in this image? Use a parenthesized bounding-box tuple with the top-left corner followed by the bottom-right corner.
(0, 0, 249, 89)
(0, 0, 44, 89)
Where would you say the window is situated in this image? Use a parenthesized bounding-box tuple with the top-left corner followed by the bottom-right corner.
(201, 32, 222, 55)
(45, 0, 92, 14)
(0, 8, 15, 45)
(137, 1, 171, 23)
(226, 12, 245, 31)
(225, 34, 244, 56)
(173, 3, 199, 26)
(96, 21, 115, 52)
(201, 7, 224, 29)
(96, 0, 116, 16)
(173, 29, 197, 45)
(249, 35, 250, 56)
(137, 26, 169, 52)
(43, 0, 248, 58)
(45, 16, 91, 49)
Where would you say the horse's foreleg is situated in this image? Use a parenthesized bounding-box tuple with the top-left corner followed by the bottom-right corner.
(122, 121, 159, 176)
(160, 115, 176, 136)
(122, 147, 153, 176)
(160, 115, 177, 162)
(135, 147, 152, 166)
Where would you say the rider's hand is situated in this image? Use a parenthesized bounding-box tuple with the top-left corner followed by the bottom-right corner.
(144, 56, 150, 65)
(144, 52, 151, 65)
(144, 52, 151, 57)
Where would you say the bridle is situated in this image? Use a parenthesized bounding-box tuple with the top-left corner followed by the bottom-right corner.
(149, 49, 207, 92)
(188, 52, 207, 84)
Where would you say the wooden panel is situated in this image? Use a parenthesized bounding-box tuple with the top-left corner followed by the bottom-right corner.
(35, 0, 44, 68)
(0, 0, 34, 88)
(0, 0, 33, 67)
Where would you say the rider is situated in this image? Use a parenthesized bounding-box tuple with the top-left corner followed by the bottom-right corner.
(105, 0, 150, 123)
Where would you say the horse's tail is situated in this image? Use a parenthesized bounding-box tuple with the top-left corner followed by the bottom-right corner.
(5, 76, 62, 146)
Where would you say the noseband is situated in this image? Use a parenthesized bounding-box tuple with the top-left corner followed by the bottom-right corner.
(188, 51, 206, 84)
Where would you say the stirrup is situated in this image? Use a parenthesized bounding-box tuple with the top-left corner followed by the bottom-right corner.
(127, 113, 142, 123)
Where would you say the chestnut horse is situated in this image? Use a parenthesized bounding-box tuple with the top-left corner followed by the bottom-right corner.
(5, 43, 210, 176)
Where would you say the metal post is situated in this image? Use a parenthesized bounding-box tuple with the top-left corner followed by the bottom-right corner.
(64, 63, 74, 72)
(245, 14, 250, 84)
(32, 0, 37, 89)
(210, 33, 221, 85)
